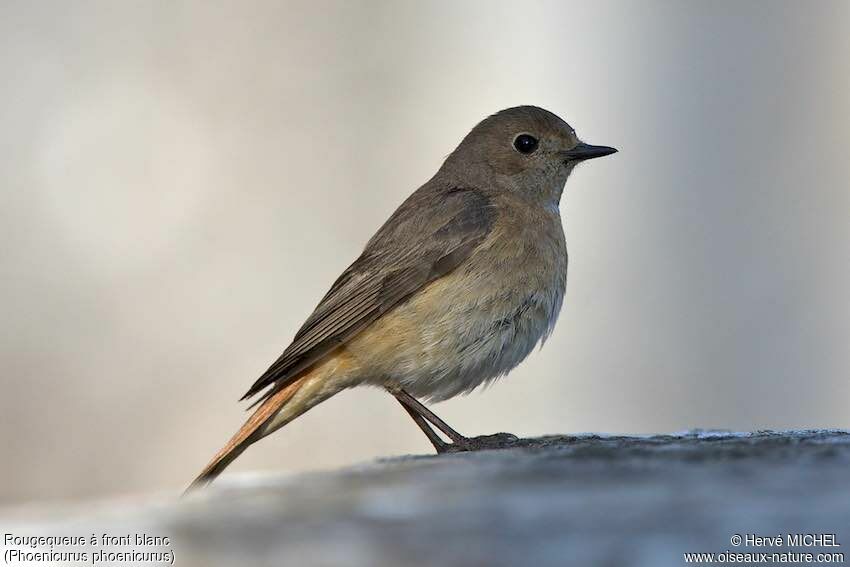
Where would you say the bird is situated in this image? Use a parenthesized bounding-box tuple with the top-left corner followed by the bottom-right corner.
(188, 105, 616, 490)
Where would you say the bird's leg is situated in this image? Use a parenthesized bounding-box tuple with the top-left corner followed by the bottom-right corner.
(388, 387, 519, 453)
(391, 388, 467, 444)
(397, 400, 451, 453)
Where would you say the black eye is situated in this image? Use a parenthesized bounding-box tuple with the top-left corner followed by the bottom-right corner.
(513, 134, 539, 154)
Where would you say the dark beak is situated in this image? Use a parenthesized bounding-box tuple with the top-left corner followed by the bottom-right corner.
(562, 142, 618, 162)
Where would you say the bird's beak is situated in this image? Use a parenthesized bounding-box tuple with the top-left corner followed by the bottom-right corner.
(561, 142, 618, 162)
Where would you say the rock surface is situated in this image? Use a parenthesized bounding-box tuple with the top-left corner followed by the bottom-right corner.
(2, 430, 849, 566)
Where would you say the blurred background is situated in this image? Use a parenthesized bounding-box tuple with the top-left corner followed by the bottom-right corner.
(1, 0, 848, 505)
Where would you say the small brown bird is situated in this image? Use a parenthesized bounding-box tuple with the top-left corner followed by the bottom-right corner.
(188, 106, 616, 489)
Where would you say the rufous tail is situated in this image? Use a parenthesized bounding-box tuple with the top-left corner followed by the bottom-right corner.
(186, 377, 307, 492)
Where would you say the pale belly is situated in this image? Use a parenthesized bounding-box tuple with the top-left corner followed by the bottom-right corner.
(349, 216, 567, 402)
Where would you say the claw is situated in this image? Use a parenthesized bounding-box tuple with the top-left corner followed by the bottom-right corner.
(443, 432, 520, 453)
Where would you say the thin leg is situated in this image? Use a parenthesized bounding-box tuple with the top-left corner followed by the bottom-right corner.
(397, 401, 450, 453)
(388, 387, 520, 453)
(392, 388, 468, 444)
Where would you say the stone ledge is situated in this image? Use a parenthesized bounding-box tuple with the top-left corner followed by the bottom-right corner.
(3, 430, 848, 566)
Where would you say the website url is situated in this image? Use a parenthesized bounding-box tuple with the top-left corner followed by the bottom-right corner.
(684, 551, 844, 564)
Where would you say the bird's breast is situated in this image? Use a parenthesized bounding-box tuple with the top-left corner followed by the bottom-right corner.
(350, 198, 567, 402)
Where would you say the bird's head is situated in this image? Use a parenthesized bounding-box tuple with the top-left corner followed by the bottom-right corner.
(442, 106, 616, 204)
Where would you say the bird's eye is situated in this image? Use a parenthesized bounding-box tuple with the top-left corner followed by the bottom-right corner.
(513, 134, 539, 154)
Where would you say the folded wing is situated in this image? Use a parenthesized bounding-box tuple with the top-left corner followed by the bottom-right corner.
(241, 185, 495, 404)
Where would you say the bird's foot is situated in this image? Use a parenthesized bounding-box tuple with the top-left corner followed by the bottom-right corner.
(436, 432, 520, 454)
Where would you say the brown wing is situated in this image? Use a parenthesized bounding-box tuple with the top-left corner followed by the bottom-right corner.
(240, 186, 495, 404)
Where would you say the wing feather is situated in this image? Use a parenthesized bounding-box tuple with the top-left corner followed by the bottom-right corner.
(241, 186, 495, 404)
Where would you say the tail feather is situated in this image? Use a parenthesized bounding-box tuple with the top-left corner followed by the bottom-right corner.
(186, 378, 306, 492)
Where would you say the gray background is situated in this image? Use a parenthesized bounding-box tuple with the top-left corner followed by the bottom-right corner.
(1, 0, 848, 504)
